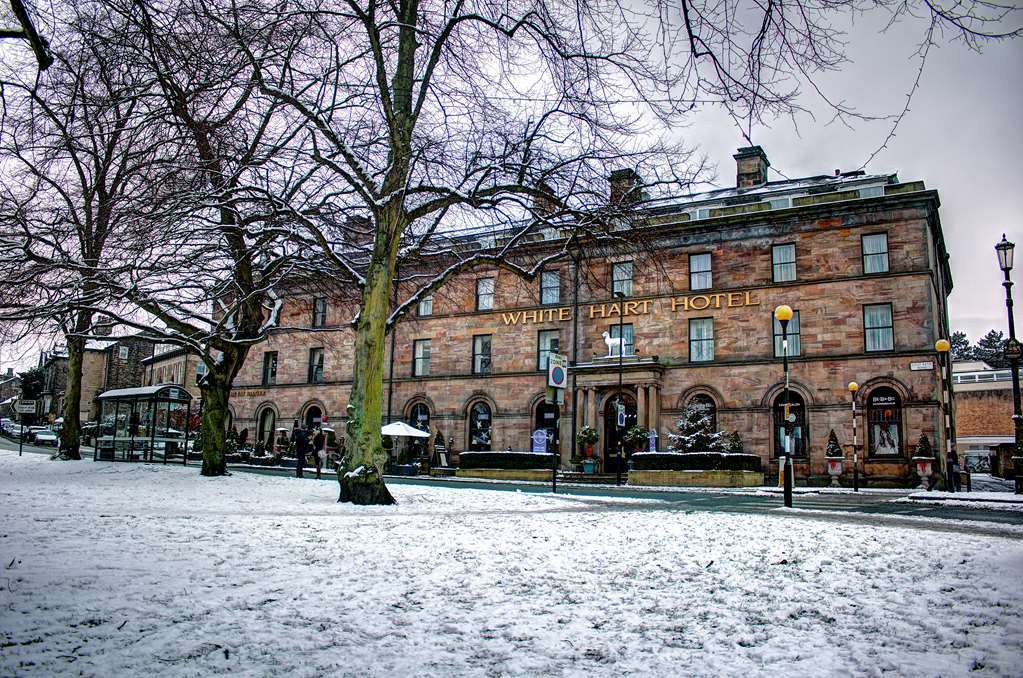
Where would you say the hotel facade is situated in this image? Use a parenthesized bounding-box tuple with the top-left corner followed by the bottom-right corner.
(226, 147, 954, 484)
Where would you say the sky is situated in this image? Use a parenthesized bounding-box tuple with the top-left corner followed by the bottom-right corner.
(1, 6, 1020, 374)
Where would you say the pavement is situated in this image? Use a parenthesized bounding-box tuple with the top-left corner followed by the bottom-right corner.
(4, 435, 1021, 535)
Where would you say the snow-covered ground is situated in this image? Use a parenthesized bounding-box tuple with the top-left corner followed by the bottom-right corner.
(2, 452, 1022, 677)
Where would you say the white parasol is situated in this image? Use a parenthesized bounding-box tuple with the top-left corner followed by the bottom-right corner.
(381, 421, 431, 438)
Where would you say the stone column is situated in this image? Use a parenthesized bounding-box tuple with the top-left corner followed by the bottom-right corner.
(637, 383, 647, 429)
(648, 385, 660, 447)
(590, 388, 600, 434)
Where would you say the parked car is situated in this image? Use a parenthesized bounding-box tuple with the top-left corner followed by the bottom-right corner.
(34, 430, 58, 446)
(3, 424, 28, 438)
(26, 426, 48, 443)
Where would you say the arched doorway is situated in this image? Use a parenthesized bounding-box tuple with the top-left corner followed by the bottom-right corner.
(603, 391, 637, 474)
(534, 401, 559, 454)
(406, 402, 432, 461)
(256, 407, 276, 451)
(304, 405, 323, 430)
(773, 391, 807, 458)
(867, 387, 902, 457)
(468, 401, 493, 451)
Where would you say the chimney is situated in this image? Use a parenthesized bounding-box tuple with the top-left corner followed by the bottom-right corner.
(4, 368, 12, 377)
(733, 146, 770, 189)
(533, 182, 561, 217)
(609, 168, 643, 206)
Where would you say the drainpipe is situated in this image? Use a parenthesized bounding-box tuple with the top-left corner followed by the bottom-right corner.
(570, 252, 580, 463)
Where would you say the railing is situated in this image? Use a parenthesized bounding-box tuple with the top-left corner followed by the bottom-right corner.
(953, 369, 1022, 384)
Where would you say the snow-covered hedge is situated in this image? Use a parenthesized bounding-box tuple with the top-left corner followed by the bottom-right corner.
(630, 452, 761, 472)
(459, 451, 557, 470)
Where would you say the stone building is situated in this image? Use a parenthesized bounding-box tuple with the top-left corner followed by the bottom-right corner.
(228, 147, 953, 484)
(142, 345, 205, 402)
(953, 360, 1016, 474)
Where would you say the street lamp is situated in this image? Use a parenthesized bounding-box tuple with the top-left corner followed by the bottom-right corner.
(614, 289, 626, 486)
(935, 338, 955, 493)
(775, 304, 794, 508)
(995, 234, 1023, 494)
(848, 381, 859, 492)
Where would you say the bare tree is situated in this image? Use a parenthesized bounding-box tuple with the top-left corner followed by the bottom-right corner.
(0, 3, 170, 459)
(1, 1, 54, 70)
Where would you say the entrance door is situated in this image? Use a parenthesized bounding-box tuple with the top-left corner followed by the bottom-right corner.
(602, 392, 637, 474)
(304, 405, 322, 430)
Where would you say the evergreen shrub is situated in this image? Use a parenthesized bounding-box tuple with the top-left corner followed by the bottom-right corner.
(459, 451, 557, 470)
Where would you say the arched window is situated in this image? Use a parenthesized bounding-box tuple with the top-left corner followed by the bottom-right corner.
(773, 392, 807, 458)
(304, 405, 322, 430)
(468, 401, 492, 451)
(868, 388, 902, 457)
(257, 408, 276, 448)
(688, 394, 717, 432)
(534, 401, 559, 453)
(408, 403, 431, 432)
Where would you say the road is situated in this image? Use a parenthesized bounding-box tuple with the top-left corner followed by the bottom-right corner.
(4, 435, 1020, 535)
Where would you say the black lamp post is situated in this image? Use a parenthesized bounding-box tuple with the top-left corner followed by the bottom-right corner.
(995, 234, 1023, 494)
(614, 289, 626, 486)
(775, 304, 794, 508)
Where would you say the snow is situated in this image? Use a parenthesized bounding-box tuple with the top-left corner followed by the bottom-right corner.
(899, 491, 1023, 512)
(2, 451, 1022, 677)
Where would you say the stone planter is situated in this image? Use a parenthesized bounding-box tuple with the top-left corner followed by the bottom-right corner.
(825, 456, 844, 487)
(581, 459, 599, 474)
(912, 456, 934, 490)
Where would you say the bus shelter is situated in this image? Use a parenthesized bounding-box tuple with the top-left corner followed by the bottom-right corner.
(94, 385, 193, 464)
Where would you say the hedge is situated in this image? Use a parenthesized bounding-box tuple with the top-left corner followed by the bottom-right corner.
(630, 451, 761, 472)
(459, 451, 557, 470)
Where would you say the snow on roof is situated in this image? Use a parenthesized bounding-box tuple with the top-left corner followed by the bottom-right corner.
(97, 385, 192, 401)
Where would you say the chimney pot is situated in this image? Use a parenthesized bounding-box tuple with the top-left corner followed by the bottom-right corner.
(733, 146, 770, 189)
(835, 169, 841, 176)
(609, 168, 644, 206)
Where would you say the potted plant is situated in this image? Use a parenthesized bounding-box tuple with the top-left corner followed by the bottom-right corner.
(824, 429, 844, 487)
(912, 433, 934, 490)
(622, 425, 651, 454)
(581, 456, 599, 474)
(577, 426, 599, 457)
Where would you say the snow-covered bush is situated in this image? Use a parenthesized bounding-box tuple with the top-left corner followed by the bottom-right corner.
(630, 452, 761, 472)
(577, 426, 599, 445)
(667, 405, 726, 453)
(622, 425, 650, 451)
(727, 431, 743, 454)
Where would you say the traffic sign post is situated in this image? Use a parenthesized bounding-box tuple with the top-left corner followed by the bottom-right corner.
(546, 354, 568, 494)
(14, 400, 35, 457)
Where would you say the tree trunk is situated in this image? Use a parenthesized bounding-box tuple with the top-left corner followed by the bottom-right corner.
(199, 376, 230, 476)
(59, 311, 93, 460)
(339, 254, 396, 505)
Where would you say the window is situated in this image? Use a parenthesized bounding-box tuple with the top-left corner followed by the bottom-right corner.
(308, 347, 324, 384)
(773, 310, 801, 357)
(408, 402, 431, 432)
(257, 408, 276, 449)
(312, 297, 327, 328)
(772, 244, 797, 282)
(609, 323, 634, 357)
(867, 388, 902, 457)
(612, 261, 633, 297)
(261, 351, 278, 386)
(476, 277, 494, 311)
(690, 253, 712, 290)
(773, 392, 807, 458)
(541, 270, 560, 305)
(537, 330, 560, 371)
(472, 334, 492, 375)
(413, 339, 431, 376)
(864, 304, 894, 352)
(534, 402, 560, 453)
(689, 318, 714, 362)
(418, 295, 433, 317)
(862, 233, 889, 274)
(195, 361, 207, 385)
(118, 346, 129, 360)
(468, 401, 493, 451)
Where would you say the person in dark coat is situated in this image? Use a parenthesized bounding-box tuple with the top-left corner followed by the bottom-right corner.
(948, 448, 961, 492)
(312, 427, 326, 480)
(290, 421, 311, 478)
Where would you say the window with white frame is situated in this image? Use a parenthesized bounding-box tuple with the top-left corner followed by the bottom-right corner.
(537, 330, 560, 371)
(864, 304, 894, 352)
(689, 253, 712, 290)
(773, 310, 801, 357)
(413, 339, 431, 376)
(472, 334, 492, 375)
(689, 317, 714, 362)
(772, 244, 797, 282)
(862, 233, 889, 274)
(476, 278, 494, 311)
(312, 297, 327, 328)
(541, 270, 560, 305)
(418, 295, 433, 317)
(609, 324, 634, 356)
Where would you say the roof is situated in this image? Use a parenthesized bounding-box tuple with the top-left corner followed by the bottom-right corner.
(97, 385, 192, 401)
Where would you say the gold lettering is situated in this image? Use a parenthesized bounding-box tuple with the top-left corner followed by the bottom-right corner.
(607, 302, 621, 318)
(544, 308, 557, 322)
(523, 310, 539, 323)
(558, 308, 571, 321)
(502, 312, 523, 325)
(690, 295, 710, 311)
(671, 296, 689, 312)
(727, 292, 743, 308)
(639, 300, 652, 314)
(624, 301, 640, 316)
(711, 293, 725, 309)
(744, 291, 761, 306)
(589, 304, 606, 319)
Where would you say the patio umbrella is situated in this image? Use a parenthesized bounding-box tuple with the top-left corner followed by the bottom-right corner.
(381, 421, 431, 438)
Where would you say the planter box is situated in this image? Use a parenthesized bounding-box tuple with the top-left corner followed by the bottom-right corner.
(456, 468, 553, 482)
(628, 469, 765, 487)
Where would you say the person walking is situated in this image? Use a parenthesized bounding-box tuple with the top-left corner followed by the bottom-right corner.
(290, 420, 311, 479)
(312, 427, 326, 480)
(948, 448, 962, 493)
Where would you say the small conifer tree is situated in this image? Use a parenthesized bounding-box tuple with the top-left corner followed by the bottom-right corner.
(914, 433, 933, 458)
(826, 429, 843, 457)
(727, 431, 744, 453)
(668, 404, 726, 453)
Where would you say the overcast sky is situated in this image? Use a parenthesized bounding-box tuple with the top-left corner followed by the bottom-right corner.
(1, 9, 1020, 375)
